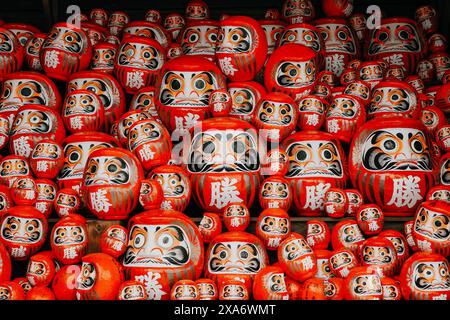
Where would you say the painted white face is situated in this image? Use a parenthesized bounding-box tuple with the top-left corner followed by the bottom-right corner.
(279, 27, 322, 53)
(76, 262, 96, 291)
(0, 79, 51, 112)
(64, 92, 98, 116)
(261, 181, 289, 199)
(150, 172, 187, 199)
(327, 97, 359, 119)
(119, 284, 146, 300)
(258, 100, 294, 126)
(216, 26, 252, 54)
(268, 273, 288, 293)
(67, 77, 119, 112)
(368, 22, 422, 55)
(285, 140, 343, 178)
(414, 207, 450, 241)
(188, 130, 260, 173)
(53, 226, 86, 245)
(430, 190, 450, 203)
(1, 216, 43, 244)
(10, 109, 54, 135)
(351, 274, 382, 296)
(43, 26, 85, 53)
(117, 42, 163, 70)
(316, 258, 332, 279)
(369, 86, 417, 115)
(362, 245, 395, 265)
(229, 87, 256, 116)
(412, 261, 450, 291)
(84, 156, 131, 186)
(259, 216, 289, 235)
(128, 120, 162, 151)
(124, 224, 191, 267)
(275, 60, 316, 88)
(339, 224, 365, 245)
(180, 25, 218, 56)
(0, 30, 15, 53)
(57, 141, 114, 182)
(441, 158, 450, 185)
(159, 71, 218, 107)
(208, 241, 263, 274)
(316, 23, 356, 54)
(282, 237, 312, 261)
(361, 128, 432, 171)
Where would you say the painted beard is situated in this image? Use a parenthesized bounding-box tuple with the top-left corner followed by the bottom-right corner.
(208, 241, 262, 274)
(362, 128, 432, 171)
(413, 262, 450, 291)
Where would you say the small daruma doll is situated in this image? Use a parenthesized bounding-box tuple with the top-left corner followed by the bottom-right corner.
(155, 55, 226, 133)
(379, 230, 410, 273)
(0, 281, 25, 300)
(223, 204, 250, 232)
(29, 140, 63, 179)
(123, 210, 204, 300)
(227, 81, 266, 122)
(186, 118, 261, 213)
(0, 155, 32, 187)
(62, 90, 105, 133)
(356, 204, 384, 236)
(259, 176, 292, 211)
(149, 165, 191, 212)
(296, 95, 328, 130)
(253, 266, 289, 300)
(196, 278, 218, 300)
(216, 16, 267, 81)
(170, 280, 199, 300)
(204, 231, 268, 292)
(281, 130, 348, 216)
(277, 232, 317, 282)
(127, 119, 172, 171)
(41, 23, 92, 81)
(329, 248, 359, 278)
(349, 117, 437, 216)
(400, 252, 450, 300)
(331, 219, 365, 253)
(306, 219, 330, 250)
(209, 89, 232, 117)
(412, 201, 450, 256)
(281, 0, 315, 24)
(24, 33, 46, 71)
(26, 251, 57, 287)
(51, 214, 87, 264)
(179, 20, 218, 61)
(117, 280, 148, 301)
(0, 206, 47, 261)
(114, 36, 165, 94)
(76, 253, 124, 300)
(345, 189, 363, 216)
(324, 188, 348, 218)
(100, 225, 128, 259)
(253, 92, 298, 142)
(360, 236, 397, 277)
(265, 44, 317, 101)
(219, 280, 249, 300)
(343, 266, 383, 300)
(11, 177, 37, 206)
(198, 212, 222, 243)
(138, 179, 164, 210)
(34, 179, 57, 218)
(256, 208, 291, 250)
(82, 147, 144, 220)
(54, 188, 81, 217)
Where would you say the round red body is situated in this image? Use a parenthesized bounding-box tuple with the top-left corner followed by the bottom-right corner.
(306, 219, 330, 250)
(99, 225, 128, 259)
(198, 212, 222, 243)
(360, 236, 397, 277)
(51, 214, 88, 264)
(138, 179, 164, 210)
(356, 204, 384, 236)
(329, 248, 359, 278)
(296, 95, 327, 131)
(62, 90, 105, 133)
(331, 219, 365, 253)
(256, 208, 291, 250)
(223, 204, 250, 232)
(117, 280, 148, 300)
(324, 188, 348, 218)
(253, 266, 289, 300)
(29, 139, 64, 179)
(170, 279, 199, 300)
(196, 278, 218, 300)
(54, 188, 81, 217)
(343, 266, 383, 300)
(259, 176, 292, 211)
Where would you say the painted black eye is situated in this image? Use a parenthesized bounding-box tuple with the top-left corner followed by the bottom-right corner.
(240, 251, 248, 259)
(202, 141, 215, 154)
(69, 151, 80, 163)
(296, 150, 308, 161)
(411, 139, 424, 153)
(337, 31, 347, 40)
(20, 87, 32, 97)
(195, 79, 205, 90)
(232, 141, 245, 153)
(289, 68, 297, 77)
(171, 79, 181, 90)
(322, 150, 332, 160)
(378, 32, 388, 42)
(383, 139, 397, 151)
(107, 164, 118, 172)
(399, 30, 410, 40)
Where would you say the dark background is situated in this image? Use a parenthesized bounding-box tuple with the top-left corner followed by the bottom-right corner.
(1, 0, 449, 36)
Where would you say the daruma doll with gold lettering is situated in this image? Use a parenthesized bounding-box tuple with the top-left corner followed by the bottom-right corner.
(186, 117, 261, 213)
(349, 117, 438, 216)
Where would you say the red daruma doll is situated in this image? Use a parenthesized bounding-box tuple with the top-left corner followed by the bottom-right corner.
(81, 147, 144, 220)
(306, 219, 330, 250)
(356, 204, 384, 236)
(277, 232, 317, 282)
(252, 266, 290, 300)
(216, 16, 267, 82)
(50, 214, 88, 264)
(222, 204, 250, 232)
(100, 225, 128, 259)
(259, 176, 292, 211)
(324, 188, 348, 218)
(41, 23, 92, 81)
(29, 140, 64, 179)
(256, 208, 291, 250)
(54, 188, 81, 217)
(198, 212, 222, 243)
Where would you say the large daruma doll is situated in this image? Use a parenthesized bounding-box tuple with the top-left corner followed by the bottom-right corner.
(349, 117, 438, 216)
(281, 130, 348, 216)
(156, 55, 226, 133)
(123, 209, 204, 300)
(186, 117, 261, 213)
